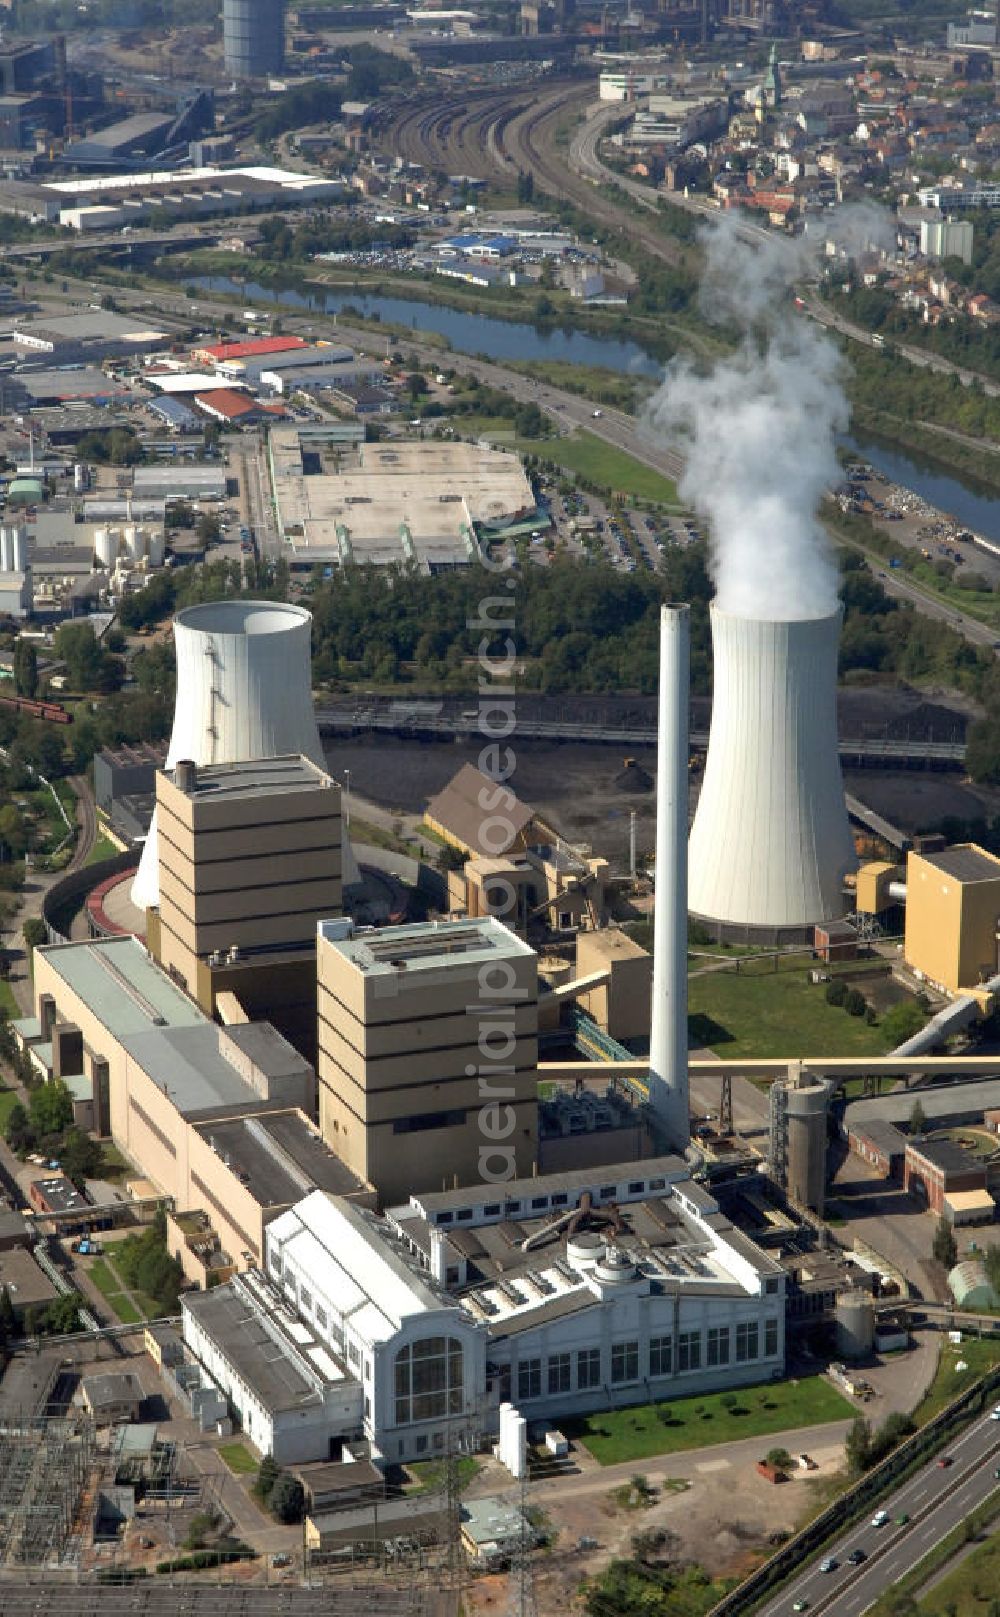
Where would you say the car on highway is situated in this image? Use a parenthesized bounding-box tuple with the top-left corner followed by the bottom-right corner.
(896, 1513, 909, 1525)
(819, 1558, 838, 1574)
(792, 1601, 809, 1611)
(847, 1549, 866, 1565)
(871, 1509, 890, 1527)
(937, 1455, 953, 1468)
(592, 409, 603, 418)
(991, 1404, 1000, 1420)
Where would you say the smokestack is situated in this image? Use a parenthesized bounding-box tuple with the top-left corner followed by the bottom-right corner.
(649, 604, 690, 1152)
(689, 604, 856, 935)
(132, 599, 359, 911)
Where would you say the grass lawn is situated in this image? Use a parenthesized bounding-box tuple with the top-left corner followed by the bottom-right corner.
(687, 965, 901, 1058)
(0, 1087, 19, 1132)
(85, 1257, 144, 1324)
(525, 429, 678, 504)
(912, 1337, 1000, 1426)
(0, 980, 18, 1019)
(218, 1442, 259, 1476)
(563, 1377, 855, 1466)
(405, 1454, 480, 1494)
(86, 831, 123, 866)
(920, 1509, 1000, 1615)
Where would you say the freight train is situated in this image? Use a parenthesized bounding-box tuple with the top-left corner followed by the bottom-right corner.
(0, 693, 72, 724)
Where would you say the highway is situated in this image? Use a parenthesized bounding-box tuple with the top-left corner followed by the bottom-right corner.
(757, 1406, 1000, 1617)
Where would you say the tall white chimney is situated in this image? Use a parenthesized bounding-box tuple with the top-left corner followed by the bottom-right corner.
(688, 604, 855, 934)
(132, 599, 358, 911)
(648, 604, 690, 1151)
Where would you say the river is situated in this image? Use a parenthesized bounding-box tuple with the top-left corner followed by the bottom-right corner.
(848, 432, 1000, 546)
(190, 275, 665, 376)
(194, 274, 999, 530)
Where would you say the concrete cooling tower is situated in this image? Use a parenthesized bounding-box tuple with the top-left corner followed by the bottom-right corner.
(688, 604, 855, 938)
(132, 600, 356, 910)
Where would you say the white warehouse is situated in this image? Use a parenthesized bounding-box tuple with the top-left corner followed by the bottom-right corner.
(180, 1160, 786, 1465)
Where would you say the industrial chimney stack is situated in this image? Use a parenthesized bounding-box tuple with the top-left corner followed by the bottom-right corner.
(648, 604, 691, 1152)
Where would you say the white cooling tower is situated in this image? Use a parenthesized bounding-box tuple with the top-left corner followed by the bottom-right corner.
(688, 604, 856, 934)
(94, 527, 118, 570)
(132, 600, 358, 910)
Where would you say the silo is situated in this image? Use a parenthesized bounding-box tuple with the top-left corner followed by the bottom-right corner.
(94, 528, 118, 570)
(10, 527, 26, 573)
(146, 530, 166, 568)
(835, 1291, 875, 1360)
(131, 600, 358, 910)
(73, 463, 89, 493)
(688, 605, 856, 939)
(781, 1072, 833, 1213)
(123, 524, 145, 562)
(223, 0, 284, 77)
(0, 526, 11, 573)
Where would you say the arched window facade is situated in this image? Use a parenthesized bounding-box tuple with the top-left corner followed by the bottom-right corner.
(394, 1336, 464, 1426)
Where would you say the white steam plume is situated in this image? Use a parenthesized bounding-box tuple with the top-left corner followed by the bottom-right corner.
(647, 214, 850, 622)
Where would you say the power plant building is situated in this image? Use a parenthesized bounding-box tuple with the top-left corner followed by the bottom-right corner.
(223, 0, 285, 78)
(132, 600, 353, 914)
(180, 1161, 786, 1464)
(316, 916, 539, 1204)
(904, 843, 1000, 998)
(147, 755, 343, 1010)
(688, 605, 856, 940)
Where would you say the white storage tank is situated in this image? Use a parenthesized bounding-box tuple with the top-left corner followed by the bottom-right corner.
(146, 530, 165, 568)
(835, 1291, 875, 1361)
(123, 523, 145, 562)
(10, 527, 26, 572)
(73, 463, 89, 493)
(0, 526, 11, 573)
(94, 527, 118, 570)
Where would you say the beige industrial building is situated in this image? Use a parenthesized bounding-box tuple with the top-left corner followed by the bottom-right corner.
(147, 755, 342, 1058)
(317, 917, 539, 1203)
(269, 430, 536, 572)
(903, 843, 1000, 1000)
(20, 936, 372, 1272)
(574, 928, 652, 1042)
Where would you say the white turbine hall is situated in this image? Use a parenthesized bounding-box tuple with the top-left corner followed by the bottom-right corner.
(132, 600, 358, 911)
(649, 604, 691, 1151)
(688, 604, 856, 936)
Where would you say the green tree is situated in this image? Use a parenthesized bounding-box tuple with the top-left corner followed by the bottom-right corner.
(39, 1294, 81, 1335)
(766, 1447, 793, 1471)
(933, 1215, 958, 1270)
(253, 1454, 280, 1505)
(909, 1098, 928, 1136)
(28, 1078, 74, 1139)
(984, 1244, 1000, 1295)
(844, 988, 867, 1017)
(12, 638, 37, 698)
(22, 917, 46, 958)
(881, 1000, 927, 1047)
(0, 805, 28, 859)
(52, 622, 105, 691)
(0, 1284, 15, 1341)
(825, 978, 848, 1007)
(60, 1127, 102, 1188)
(268, 1471, 305, 1524)
(4, 1101, 34, 1156)
(845, 1415, 871, 1476)
(966, 715, 1000, 784)
(406, 372, 428, 402)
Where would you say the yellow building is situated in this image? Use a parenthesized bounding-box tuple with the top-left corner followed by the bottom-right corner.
(904, 843, 1000, 998)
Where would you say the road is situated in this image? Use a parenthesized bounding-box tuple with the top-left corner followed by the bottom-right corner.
(6, 774, 97, 1017)
(758, 1405, 1000, 1617)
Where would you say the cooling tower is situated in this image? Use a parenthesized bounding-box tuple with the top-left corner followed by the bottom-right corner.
(688, 605, 855, 937)
(648, 605, 691, 1151)
(132, 600, 356, 910)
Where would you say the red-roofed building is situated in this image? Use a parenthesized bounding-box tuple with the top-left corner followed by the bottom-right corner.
(194, 388, 264, 424)
(191, 335, 307, 366)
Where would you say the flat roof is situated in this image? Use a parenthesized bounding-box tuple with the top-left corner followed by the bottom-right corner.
(120, 1022, 311, 1120)
(0, 1248, 58, 1308)
(81, 1371, 143, 1409)
(165, 755, 333, 802)
(190, 1112, 368, 1206)
(906, 1136, 981, 1175)
(30, 1174, 90, 1213)
(918, 844, 1000, 883)
(318, 914, 532, 977)
(412, 1155, 687, 1217)
(943, 1188, 995, 1211)
(847, 1081, 1000, 1131)
(848, 1117, 908, 1154)
(183, 1272, 352, 1414)
(37, 936, 208, 1039)
(16, 311, 168, 343)
(199, 336, 307, 361)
